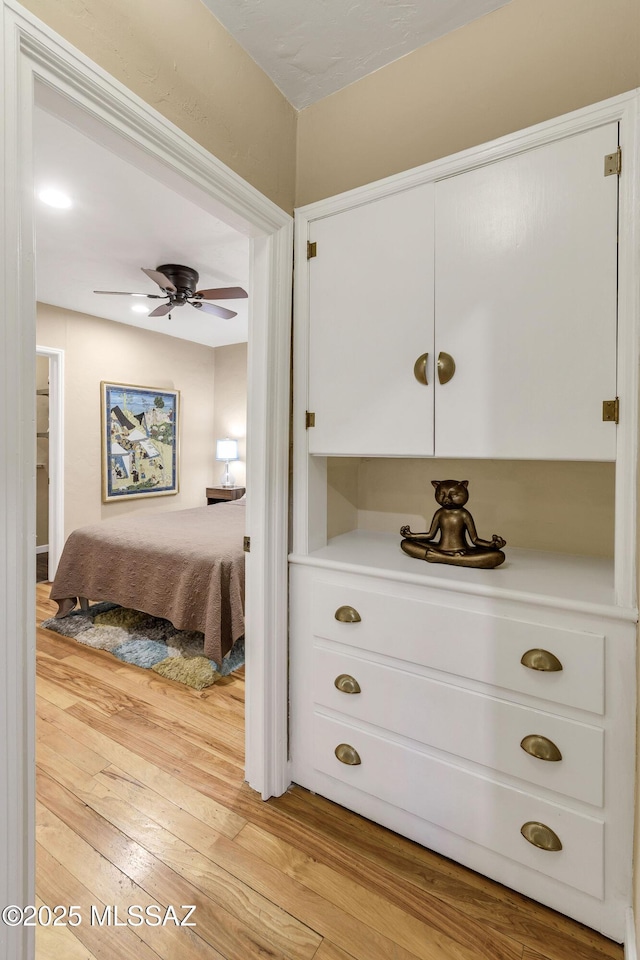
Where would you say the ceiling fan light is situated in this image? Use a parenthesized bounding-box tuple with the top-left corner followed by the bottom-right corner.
(38, 187, 72, 209)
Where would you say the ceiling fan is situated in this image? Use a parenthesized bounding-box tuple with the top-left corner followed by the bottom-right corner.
(94, 263, 248, 319)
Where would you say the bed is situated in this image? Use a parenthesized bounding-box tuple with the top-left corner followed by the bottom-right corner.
(49, 498, 246, 666)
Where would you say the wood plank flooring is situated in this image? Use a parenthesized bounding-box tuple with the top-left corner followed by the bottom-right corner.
(35, 582, 624, 960)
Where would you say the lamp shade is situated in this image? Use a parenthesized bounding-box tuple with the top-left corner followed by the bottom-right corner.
(216, 438, 239, 462)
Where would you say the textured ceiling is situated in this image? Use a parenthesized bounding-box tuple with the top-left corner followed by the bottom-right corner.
(199, 0, 514, 108)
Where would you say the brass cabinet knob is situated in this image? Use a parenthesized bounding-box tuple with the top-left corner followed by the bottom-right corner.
(520, 648, 563, 672)
(335, 743, 361, 765)
(334, 674, 361, 694)
(334, 605, 361, 623)
(437, 351, 456, 385)
(520, 734, 563, 762)
(520, 821, 562, 851)
(413, 353, 429, 386)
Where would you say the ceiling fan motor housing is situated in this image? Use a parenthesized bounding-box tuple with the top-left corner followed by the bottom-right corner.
(156, 263, 200, 303)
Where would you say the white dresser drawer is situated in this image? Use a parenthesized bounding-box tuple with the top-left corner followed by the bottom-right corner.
(312, 581, 604, 713)
(313, 713, 604, 899)
(314, 646, 604, 805)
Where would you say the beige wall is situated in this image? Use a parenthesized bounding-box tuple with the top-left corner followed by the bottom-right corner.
(20, 0, 297, 213)
(212, 342, 248, 489)
(296, 0, 640, 205)
(36, 302, 234, 535)
(21, 0, 640, 212)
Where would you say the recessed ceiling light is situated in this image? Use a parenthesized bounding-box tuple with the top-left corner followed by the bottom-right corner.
(131, 303, 149, 314)
(38, 187, 72, 209)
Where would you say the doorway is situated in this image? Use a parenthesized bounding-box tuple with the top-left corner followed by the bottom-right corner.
(35, 346, 64, 583)
(1, 7, 292, 958)
(35, 353, 49, 581)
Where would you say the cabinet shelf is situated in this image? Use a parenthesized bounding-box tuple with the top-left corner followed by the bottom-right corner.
(290, 530, 627, 620)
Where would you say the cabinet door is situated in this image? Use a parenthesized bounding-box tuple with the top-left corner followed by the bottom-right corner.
(435, 124, 618, 460)
(308, 183, 435, 456)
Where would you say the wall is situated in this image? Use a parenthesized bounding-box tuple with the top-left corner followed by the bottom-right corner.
(296, 0, 640, 205)
(212, 342, 247, 489)
(19, 0, 297, 213)
(37, 302, 225, 535)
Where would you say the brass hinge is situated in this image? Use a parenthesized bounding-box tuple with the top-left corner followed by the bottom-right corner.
(602, 398, 619, 423)
(306, 411, 316, 429)
(243, 536, 251, 553)
(307, 241, 317, 259)
(604, 146, 622, 177)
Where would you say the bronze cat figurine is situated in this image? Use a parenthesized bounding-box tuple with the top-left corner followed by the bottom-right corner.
(400, 480, 506, 568)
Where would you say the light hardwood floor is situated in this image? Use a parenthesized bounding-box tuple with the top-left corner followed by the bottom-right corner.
(35, 582, 623, 960)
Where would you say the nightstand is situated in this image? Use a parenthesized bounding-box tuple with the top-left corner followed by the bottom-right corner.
(206, 485, 246, 505)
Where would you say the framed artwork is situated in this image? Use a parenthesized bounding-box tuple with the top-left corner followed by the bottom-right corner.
(101, 381, 180, 502)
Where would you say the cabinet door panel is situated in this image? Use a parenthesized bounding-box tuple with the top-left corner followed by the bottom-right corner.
(435, 124, 618, 460)
(308, 184, 435, 456)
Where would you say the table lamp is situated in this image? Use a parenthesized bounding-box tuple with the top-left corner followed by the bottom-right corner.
(216, 437, 239, 487)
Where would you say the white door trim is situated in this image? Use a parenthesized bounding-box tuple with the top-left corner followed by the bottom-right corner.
(35, 345, 64, 580)
(626, 908, 638, 960)
(1, 5, 292, 959)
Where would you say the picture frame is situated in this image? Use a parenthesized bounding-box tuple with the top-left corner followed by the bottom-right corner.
(101, 381, 180, 502)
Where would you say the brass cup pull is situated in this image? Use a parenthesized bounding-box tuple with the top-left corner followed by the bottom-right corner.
(335, 743, 361, 765)
(437, 351, 456, 385)
(520, 734, 562, 762)
(334, 605, 361, 623)
(413, 353, 429, 386)
(520, 821, 562, 852)
(520, 648, 563, 672)
(335, 674, 361, 695)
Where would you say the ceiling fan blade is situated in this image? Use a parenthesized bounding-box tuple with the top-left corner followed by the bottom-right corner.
(148, 302, 174, 318)
(93, 290, 167, 298)
(141, 268, 178, 293)
(194, 286, 248, 300)
(191, 300, 237, 320)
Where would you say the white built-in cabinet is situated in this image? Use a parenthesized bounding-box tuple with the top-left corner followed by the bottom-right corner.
(291, 93, 639, 944)
(308, 183, 435, 456)
(308, 123, 618, 460)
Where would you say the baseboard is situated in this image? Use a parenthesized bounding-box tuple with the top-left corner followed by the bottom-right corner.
(36, 544, 49, 555)
(626, 908, 638, 960)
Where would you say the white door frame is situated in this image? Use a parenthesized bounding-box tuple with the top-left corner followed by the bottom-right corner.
(34, 345, 64, 580)
(1, 5, 292, 959)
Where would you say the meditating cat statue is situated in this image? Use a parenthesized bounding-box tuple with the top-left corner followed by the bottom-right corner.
(400, 479, 507, 569)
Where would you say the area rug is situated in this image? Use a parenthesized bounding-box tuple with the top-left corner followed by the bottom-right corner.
(41, 602, 245, 690)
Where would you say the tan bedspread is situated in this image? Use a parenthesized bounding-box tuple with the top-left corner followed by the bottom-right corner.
(50, 501, 246, 665)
